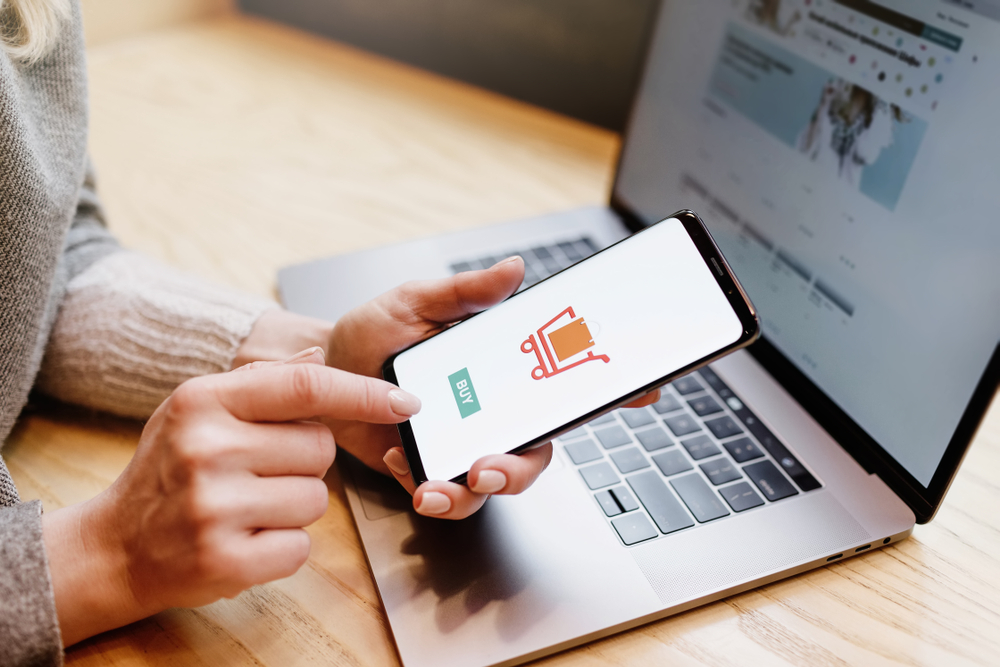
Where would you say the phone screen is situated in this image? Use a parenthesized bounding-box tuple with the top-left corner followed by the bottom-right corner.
(389, 216, 751, 482)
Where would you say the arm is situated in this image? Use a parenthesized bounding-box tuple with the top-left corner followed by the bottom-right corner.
(2, 161, 277, 661)
(34, 160, 277, 418)
(0, 502, 62, 667)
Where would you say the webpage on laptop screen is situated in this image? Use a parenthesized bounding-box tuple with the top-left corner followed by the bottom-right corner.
(617, 0, 1000, 486)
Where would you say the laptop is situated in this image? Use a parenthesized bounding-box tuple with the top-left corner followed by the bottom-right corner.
(277, 1, 1000, 665)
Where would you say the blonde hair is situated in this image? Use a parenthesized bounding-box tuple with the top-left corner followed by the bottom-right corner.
(0, 0, 71, 63)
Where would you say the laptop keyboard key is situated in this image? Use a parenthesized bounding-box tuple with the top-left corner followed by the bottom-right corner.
(651, 393, 683, 414)
(680, 435, 721, 460)
(699, 458, 742, 486)
(564, 439, 602, 465)
(588, 413, 617, 426)
(612, 513, 658, 545)
(672, 375, 705, 395)
(719, 482, 765, 512)
(522, 266, 540, 286)
(595, 490, 622, 516)
(610, 448, 650, 474)
(704, 416, 743, 440)
(580, 462, 619, 490)
(594, 490, 622, 516)
(744, 460, 798, 501)
(557, 241, 583, 262)
(687, 395, 723, 417)
(620, 408, 655, 429)
(594, 425, 632, 450)
(664, 413, 701, 437)
(611, 486, 639, 512)
(723, 437, 764, 463)
(627, 471, 695, 534)
(670, 474, 730, 523)
(450, 261, 474, 274)
(651, 449, 692, 477)
(578, 237, 599, 254)
(558, 426, 588, 441)
(698, 367, 821, 493)
(635, 426, 672, 452)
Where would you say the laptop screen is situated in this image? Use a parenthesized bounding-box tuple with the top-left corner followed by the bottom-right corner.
(614, 0, 1000, 489)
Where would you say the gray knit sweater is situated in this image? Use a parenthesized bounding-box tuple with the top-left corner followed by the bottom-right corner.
(1, 3, 274, 664)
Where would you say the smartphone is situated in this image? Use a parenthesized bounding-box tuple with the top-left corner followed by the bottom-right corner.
(383, 210, 759, 485)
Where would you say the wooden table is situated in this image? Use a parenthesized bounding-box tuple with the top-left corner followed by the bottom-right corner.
(5, 13, 1000, 666)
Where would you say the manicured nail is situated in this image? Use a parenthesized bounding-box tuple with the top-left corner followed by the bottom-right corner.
(383, 448, 410, 476)
(471, 470, 507, 494)
(416, 491, 451, 515)
(389, 389, 422, 416)
(284, 346, 325, 364)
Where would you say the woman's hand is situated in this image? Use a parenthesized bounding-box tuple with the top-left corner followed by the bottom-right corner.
(42, 350, 419, 647)
(234, 257, 657, 520)
(324, 257, 658, 519)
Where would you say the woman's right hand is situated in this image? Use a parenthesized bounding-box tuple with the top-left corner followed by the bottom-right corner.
(41, 348, 420, 647)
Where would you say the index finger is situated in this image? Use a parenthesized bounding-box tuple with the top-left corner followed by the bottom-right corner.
(212, 363, 421, 423)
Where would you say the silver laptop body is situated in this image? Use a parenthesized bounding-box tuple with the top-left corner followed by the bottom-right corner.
(278, 1, 1000, 665)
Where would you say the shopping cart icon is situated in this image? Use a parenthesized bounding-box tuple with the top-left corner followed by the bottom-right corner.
(520, 306, 610, 380)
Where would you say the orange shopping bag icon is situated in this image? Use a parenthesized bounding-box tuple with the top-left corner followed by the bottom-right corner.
(520, 306, 610, 380)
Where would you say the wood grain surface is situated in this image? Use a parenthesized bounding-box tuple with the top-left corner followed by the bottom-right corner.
(4, 12, 999, 667)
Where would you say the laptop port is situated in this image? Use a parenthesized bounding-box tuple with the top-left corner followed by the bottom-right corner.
(883, 537, 891, 544)
(826, 554, 842, 562)
(855, 544, 871, 553)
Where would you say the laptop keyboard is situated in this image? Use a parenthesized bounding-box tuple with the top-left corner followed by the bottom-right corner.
(448, 237, 821, 546)
(561, 366, 823, 546)
(449, 236, 599, 289)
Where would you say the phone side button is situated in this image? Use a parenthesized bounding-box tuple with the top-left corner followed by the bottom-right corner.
(612, 513, 658, 545)
(580, 462, 620, 490)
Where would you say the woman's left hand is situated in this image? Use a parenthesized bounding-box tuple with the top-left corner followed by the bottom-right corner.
(322, 256, 658, 519)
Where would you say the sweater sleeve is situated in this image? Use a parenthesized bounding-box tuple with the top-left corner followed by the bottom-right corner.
(0, 502, 61, 667)
(35, 158, 277, 417)
(35, 250, 277, 419)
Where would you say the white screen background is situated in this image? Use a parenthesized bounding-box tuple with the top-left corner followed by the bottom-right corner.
(392, 219, 744, 481)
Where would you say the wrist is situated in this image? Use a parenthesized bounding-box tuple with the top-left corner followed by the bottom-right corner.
(232, 308, 334, 370)
(42, 493, 147, 647)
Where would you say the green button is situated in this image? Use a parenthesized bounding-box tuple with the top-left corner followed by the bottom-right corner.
(448, 367, 481, 419)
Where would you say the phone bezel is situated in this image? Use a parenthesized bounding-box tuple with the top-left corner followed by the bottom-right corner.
(382, 210, 761, 485)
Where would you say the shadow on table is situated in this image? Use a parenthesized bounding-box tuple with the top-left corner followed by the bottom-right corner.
(340, 454, 552, 639)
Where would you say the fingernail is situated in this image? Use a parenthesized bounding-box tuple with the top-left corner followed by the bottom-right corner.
(383, 448, 410, 476)
(284, 346, 325, 364)
(471, 470, 507, 494)
(499, 255, 522, 266)
(416, 491, 451, 515)
(389, 389, 422, 416)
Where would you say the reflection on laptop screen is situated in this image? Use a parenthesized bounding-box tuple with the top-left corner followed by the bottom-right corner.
(615, 0, 1000, 487)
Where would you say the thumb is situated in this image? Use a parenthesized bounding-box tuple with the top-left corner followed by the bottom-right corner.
(394, 255, 525, 324)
